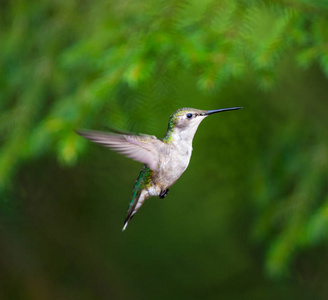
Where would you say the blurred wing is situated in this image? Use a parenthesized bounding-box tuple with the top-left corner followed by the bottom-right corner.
(76, 130, 160, 171)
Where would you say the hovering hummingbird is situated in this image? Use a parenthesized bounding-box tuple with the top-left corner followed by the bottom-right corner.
(77, 107, 242, 230)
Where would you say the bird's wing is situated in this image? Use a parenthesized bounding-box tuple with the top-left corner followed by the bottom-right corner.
(76, 130, 161, 171)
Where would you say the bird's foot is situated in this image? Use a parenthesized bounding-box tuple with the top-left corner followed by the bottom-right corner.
(159, 189, 169, 199)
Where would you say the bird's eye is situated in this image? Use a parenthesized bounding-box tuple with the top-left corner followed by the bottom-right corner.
(186, 113, 193, 119)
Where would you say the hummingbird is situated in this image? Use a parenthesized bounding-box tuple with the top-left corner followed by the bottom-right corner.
(77, 107, 242, 230)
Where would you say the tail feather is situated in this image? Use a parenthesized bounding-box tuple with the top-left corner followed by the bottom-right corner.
(122, 221, 129, 231)
(122, 165, 152, 231)
(122, 210, 137, 231)
(122, 190, 147, 231)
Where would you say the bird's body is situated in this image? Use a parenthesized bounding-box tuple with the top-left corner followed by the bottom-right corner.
(77, 107, 241, 230)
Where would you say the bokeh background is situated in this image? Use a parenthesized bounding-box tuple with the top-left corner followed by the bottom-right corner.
(1, 0, 328, 299)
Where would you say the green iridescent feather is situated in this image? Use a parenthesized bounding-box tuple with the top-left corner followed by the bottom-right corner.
(125, 165, 153, 221)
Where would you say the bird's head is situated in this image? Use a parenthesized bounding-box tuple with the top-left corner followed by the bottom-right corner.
(168, 107, 242, 129)
(163, 107, 242, 143)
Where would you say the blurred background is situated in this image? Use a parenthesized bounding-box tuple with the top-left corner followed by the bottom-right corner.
(1, 0, 328, 299)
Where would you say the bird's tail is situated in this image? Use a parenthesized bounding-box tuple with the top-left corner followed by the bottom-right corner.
(122, 165, 152, 231)
(122, 219, 130, 231)
(122, 189, 147, 231)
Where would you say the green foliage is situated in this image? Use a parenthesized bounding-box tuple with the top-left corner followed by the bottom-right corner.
(251, 120, 328, 277)
(1, 0, 328, 289)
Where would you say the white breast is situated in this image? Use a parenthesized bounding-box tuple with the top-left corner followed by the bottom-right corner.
(157, 142, 193, 188)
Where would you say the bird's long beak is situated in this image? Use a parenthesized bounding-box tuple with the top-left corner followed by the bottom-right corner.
(202, 107, 242, 116)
